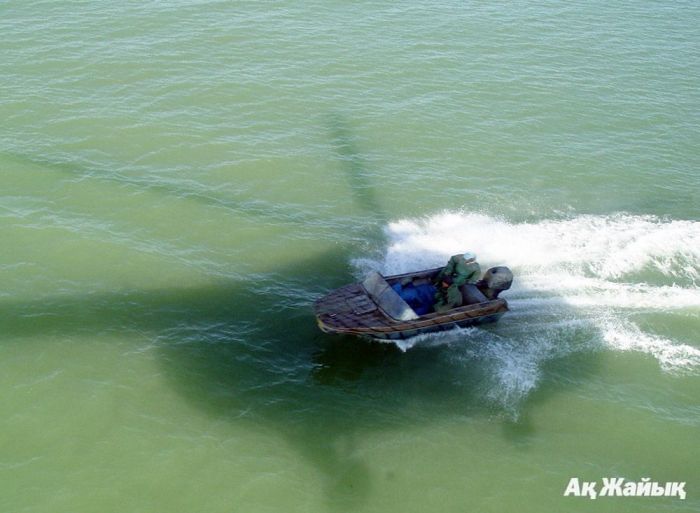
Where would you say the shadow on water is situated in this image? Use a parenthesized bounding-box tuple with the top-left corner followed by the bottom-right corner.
(1, 151, 318, 226)
(326, 114, 383, 225)
(1, 119, 604, 509)
(0, 245, 604, 510)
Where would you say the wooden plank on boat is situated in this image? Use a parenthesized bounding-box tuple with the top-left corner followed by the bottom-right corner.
(347, 295, 377, 315)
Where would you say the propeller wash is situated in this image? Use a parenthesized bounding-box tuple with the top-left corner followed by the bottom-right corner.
(354, 212, 700, 407)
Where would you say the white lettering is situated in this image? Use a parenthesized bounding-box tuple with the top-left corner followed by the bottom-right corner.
(623, 482, 637, 496)
(566, 477, 686, 500)
(668, 482, 686, 500)
(600, 477, 624, 497)
(651, 482, 666, 496)
(564, 478, 581, 497)
(581, 481, 597, 500)
(638, 478, 652, 496)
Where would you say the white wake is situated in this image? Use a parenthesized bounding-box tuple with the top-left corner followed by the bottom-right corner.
(354, 212, 700, 408)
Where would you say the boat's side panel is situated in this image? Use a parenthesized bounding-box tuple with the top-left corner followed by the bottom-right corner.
(317, 299, 508, 339)
(367, 311, 506, 340)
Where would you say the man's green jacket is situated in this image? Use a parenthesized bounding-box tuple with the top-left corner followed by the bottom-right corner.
(436, 254, 481, 287)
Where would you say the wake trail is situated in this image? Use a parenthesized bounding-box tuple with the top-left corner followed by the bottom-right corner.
(353, 212, 700, 410)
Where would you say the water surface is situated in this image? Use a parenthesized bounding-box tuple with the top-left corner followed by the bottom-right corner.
(1, 1, 699, 512)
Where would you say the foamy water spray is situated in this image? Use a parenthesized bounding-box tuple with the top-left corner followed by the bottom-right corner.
(353, 212, 700, 409)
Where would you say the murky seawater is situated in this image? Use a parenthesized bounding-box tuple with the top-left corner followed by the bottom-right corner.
(1, 1, 699, 512)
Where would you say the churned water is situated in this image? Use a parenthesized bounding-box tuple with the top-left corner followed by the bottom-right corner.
(1, 1, 699, 512)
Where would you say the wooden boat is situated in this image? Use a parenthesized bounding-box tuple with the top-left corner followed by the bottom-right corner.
(314, 265, 513, 340)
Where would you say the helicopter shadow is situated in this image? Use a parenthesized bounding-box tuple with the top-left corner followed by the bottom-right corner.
(1, 240, 598, 510)
(0, 246, 482, 510)
(1, 116, 605, 510)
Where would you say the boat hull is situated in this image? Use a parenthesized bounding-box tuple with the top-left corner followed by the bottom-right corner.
(314, 267, 510, 340)
(316, 308, 506, 340)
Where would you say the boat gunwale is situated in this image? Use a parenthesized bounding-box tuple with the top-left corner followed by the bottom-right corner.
(315, 268, 509, 335)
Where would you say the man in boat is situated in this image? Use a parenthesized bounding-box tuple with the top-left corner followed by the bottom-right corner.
(433, 252, 481, 313)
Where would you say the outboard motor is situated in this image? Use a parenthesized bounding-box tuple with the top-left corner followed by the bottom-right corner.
(479, 266, 513, 299)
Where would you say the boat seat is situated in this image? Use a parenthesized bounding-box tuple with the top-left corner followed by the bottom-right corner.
(362, 271, 419, 321)
(460, 283, 488, 305)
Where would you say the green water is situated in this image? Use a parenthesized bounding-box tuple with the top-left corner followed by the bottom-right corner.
(1, 1, 699, 512)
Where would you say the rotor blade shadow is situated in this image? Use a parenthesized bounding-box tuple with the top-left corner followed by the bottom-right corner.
(2, 151, 317, 226)
(326, 114, 386, 238)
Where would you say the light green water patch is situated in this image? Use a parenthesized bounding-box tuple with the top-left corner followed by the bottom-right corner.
(0, 333, 319, 513)
(547, 347, 700, 426)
